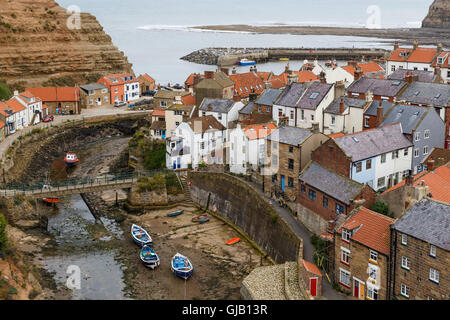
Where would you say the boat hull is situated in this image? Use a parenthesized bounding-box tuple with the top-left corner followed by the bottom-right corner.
(131, 224, 152, 247)
(171, 253, 194, 280)
(171, 268, 194, 280)
(238, 61, 256, 66)
(168, 209, 184, 217)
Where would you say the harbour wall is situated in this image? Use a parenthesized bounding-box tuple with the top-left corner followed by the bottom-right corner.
(188, 171, 302, 264)
(181, 47, 390, 66)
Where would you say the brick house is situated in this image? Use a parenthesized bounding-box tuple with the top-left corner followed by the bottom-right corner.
(26, 87, 80, 115)
(254, 88, 283, 115)
(334, 207, 395, 300)
(363, 100, 394, 130)
(298, 161, 376, 235)
(137, 73, 156, 93)
(97, 72, 140, 104)
(79, 83, 109, 109)
(153, 90, 190, 109)
(389, 198, 449, 300)
(194, 70, 235, 106)
(263, 124, 329, 200)
(346, 78, 408, 103)
(230, 70, 265, 102)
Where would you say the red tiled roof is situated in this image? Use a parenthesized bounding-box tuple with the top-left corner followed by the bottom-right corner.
(152, 109, 165, 117)
(185, 73, 205, 86)
(139, 73, 155, 83)
(25, 87, 80, 102)
(382, 165, 450, 204)
(388, 48, 413, 62)
(230, 72, 265, 98)
(431, 51, 450, 68)
(98, 72, 137, 86)
(337, 207, 395, 255)
(267, 78, 285, 89)
(181, 94, 195, 105)
(407, 47, 437, 63)
(4, 99, 26, 113)
(243, 123, 276, 140)
(272, 70, 319, 85)
(342, 62, 385, 79)
(302, 260, 322, 276)
(257, 71, 273, 81)
(328, 132, 345, 139)
(0, 121, 5, 129)
(19, 91, 41, 103)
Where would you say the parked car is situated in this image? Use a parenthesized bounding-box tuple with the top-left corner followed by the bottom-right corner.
(142, 90, 157, 97)
(114, 101, 128, 107)
(42, 115, 54, 122)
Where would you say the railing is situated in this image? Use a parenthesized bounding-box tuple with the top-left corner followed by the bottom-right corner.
(1, 169, 170, 196)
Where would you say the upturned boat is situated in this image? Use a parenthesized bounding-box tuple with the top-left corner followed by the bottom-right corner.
(140, 245, 160, 269)
(168, 209, 184, 217)
(64, 153, 79, 167)
(192, 214, 209, 223)
(171, 253, 194, 280)
(131, 224, 152, 246)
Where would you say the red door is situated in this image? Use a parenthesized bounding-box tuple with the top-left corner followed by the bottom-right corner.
(354, 280, 359, 298)
(310, 278, 317, 297)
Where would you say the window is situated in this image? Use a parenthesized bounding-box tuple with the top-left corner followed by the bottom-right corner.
(381, 154, 386, 163)
(272, 155, 278, 166)
(404, 148, 408, 156)
(89, 99, 93, 105)
(331, 115, 335, 126)
(430, 245, 436, 257)
(369, 265, 377, 281)
(288, 177, 294, 188)
(377, 177, 385, 188)
(355, 162, 362, 173)
(104, 96, 108, 102)
(288, 159, 294, 170)
(367, 287, 379, 300)
(323, 196, 328, 208)
(429, 269, 439, 283)
(175, 121, 180, 126)
(339, 269, 351, 287)
(392, 150, 399, 159)
(308, 189, 316, 201)
(160, 100, 167, 107)
(401, 256, 410, 270)
(342, 228, 351, 242)
(301, 184, 306, 194)
(336, 203, 345, 215)
(366, 159, 372, 170)
(424, 129, 430, 139)
(401, 234, 407, 245)
(289, 146, 294, 153)
(364, 116, 370, 128)
(400, 284, 410, 298)
(423, 146, 428, 155)
(115, 88, 118, 93)
(301, 110, 305, 120)
(200, 142, 205, 150)
(414, 148, 419, 158)
(290, 110, 294, 120)
(272, 174, 278, 182)
(341, 248, 350, 265)
(370, 250, 378, 262)
(311, 114, 314, 121)
(391, 65, 396, 72)
(414, 132, 420, 141)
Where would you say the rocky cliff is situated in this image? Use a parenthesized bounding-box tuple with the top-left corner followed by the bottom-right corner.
(422, 0, 450, 29)
(0, 0, 133, 87)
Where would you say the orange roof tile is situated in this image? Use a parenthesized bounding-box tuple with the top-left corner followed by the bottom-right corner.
(257, 71, 273, 81)
(431, 51, 450, 68)
(337, 207, 395, 255)
(243, 123, 276, 140)
(0, 121, 5, 129)
(25, 87, 80, 102)
(268, 78, 285, 89)
(181, 94, 195, 105)
(4, 99, 26, 113)
(382, 165, 450, 204)
(139, 73, 155, 83)
(272, 70, 318, 85)
(302, 260, 322, 276)
(98, 73, 137, 87)
(230, 72, 265, 98)
(328, 132, 345, 139)
(342, 62, 385, 79)
(152, 109, 165, 117)
(388, 48, 413, 62)
(407, 47, 437, 63)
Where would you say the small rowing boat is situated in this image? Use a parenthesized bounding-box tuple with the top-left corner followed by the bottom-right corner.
(226, 237, 240, 245)
(168, 209, 184, 217)
(42, 197, 59, 204)
(279, 58, 289, 61)
(140, 245, 160, 269)
(131, 224, 152, 247)
(171, 253, 194, 280)
(64, 153, 79, 167)
(192, 214, 209, 224)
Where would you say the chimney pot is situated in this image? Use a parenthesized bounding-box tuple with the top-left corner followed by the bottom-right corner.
(339, 98, 345, 114)
(427, 158, 435, 172)
(376, 102, 383, 127)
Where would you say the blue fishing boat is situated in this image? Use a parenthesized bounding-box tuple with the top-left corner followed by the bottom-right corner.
(238, 58, 256, 66)
(131, 224, 152, 246)
(171, 253, 194, 280)
(168, 209, 184, 217)
(140, 245, 160, 269)
(192, 214, 210, 224)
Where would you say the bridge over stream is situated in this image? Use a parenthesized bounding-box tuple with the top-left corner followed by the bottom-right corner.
(0, 170, 170, 198)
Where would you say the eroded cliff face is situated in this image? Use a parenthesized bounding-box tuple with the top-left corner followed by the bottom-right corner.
(422, 0, 450, 29)
(0, 0, 133, 87)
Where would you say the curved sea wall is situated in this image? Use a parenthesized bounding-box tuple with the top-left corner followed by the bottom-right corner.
(188, 172, 302, 263)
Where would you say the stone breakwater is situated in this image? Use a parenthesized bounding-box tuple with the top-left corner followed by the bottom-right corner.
(181, 47, 389, 66)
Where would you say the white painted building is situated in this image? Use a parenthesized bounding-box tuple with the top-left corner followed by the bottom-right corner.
(13, 91, 44, 125)
(198, 98, 244, 129)
(323, 97, 370, 135)
(324, 66, 354, 87)
(228, 123, 276, 174)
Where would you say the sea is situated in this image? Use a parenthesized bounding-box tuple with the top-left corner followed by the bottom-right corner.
(56, 0, 434, 85)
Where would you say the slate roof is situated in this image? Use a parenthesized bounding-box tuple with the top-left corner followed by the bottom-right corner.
(380, 104, 428, 134)
(273, 82, 307, 108)
(336, 207, 395, 255)
(299, 162, 365, 205)
(150, 121, 166, 130)
(393, 198, 450, 251)
(334, 123, 413, 162)
(266, 125, 312, 146)
(297, 82, 334, 110)
(255, 88, 283, 106)
(80, 83, 107, 92)
(199, 98, 235, 113)
(423, 148, 450, 168)
(325, 97, 368, 115)
(187, 115, 226, 133)
(239, 101, 255, 115)
(397, 82, 450, 107)
(387, 69, 439, 83)
(364, 100, 394, 117)
(347, 78, 407, 97)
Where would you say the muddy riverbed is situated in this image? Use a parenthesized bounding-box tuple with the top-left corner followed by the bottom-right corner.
(19, 133, 268, 300)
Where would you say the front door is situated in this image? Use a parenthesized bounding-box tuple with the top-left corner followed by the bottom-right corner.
(310, 278, 317, 297)
(359, 283, 365, 300)
(281, 175, 285, 191)
(173, 160, 177, 170)
(177, 157, 181, 169)
(354, 280, 359, 298)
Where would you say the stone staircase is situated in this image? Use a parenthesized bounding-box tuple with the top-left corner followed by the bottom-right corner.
(177, 172, 196, 209)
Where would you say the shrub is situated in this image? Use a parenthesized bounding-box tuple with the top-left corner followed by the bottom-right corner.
(165, 172, 182, 195)
(370, 201, 393, 218)
(143, 141, 166, 170)
(137, 174, 166, 193)
(0, 214, 7, 252)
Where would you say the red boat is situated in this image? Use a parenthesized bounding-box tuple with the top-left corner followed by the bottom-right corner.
(64, 153, 79, 167)
(42, 197, 60, 204)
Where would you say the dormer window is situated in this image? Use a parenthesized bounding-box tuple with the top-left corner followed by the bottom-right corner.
(342, 228, 352, 242)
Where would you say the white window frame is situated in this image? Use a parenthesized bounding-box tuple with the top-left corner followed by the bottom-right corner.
(424, 129, 430, 139)
(414, 148, 419, 158)
(368, 265, 378, 281)
(369, 250, 378, 262)
(400, 284, 409, 298)
(401, 234, 407, 245)
(430, 245, 436, 257)
(414, 132, 420, 141)
(429, 268, 439, 283)
(339, 268, 351, 287)
(367, 286, 379, 300)
(423, 145, 428, 155)
(401, 256, 410, 270)
(341, 247, 350, 265)
(342, 229, 351, 242)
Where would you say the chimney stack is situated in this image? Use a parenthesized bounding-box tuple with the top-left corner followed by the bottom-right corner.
(413, 40, 419, 50)
(434, 66, 441, 75)
(285, 63, 290, 73)
(193, 74, 200, 87)
(319, 71, 326, 83)
(394, 42, 399, 50)
(311, 122, 320, 134)
(13, 90, 19, 96)
(376, 101, 383, 127)
(339, 98, 345, 114)
(437, 43, 443, 54)
(354, 67, 363, 80)
(405, 170, 414, 186)
(348, 61, 358, 69)
(427, 157, 435, 172)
